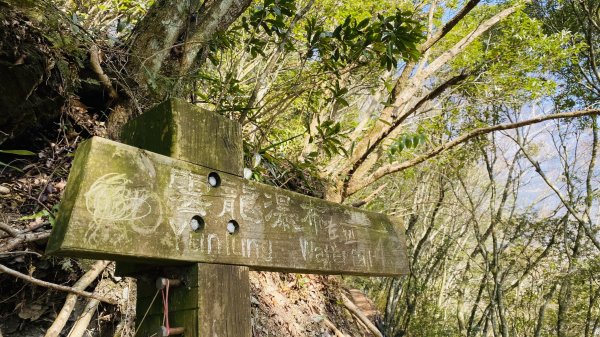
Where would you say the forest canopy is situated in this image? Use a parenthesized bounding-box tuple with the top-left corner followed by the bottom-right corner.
(0, 0, 599, 336)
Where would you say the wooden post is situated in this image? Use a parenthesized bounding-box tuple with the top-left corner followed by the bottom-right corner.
(119, 99, 251, 337)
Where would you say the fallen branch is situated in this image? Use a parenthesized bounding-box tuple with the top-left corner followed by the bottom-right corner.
(0, 263, 116, 305)
(0, 251, 42, 257)
(323, 317, 349, 337)
(68, 277, 115, 337)
(1, 222, 49, 239)
(0, 231, 51, 252)
(0, 222, 19, 237)
(340, 293, 383, 337)
(45, 260, 112, 337)
(67, 298, 101, 337)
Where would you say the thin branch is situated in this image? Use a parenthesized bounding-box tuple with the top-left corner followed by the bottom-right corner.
(517, 139, 600, 251)
(422, 3, 525, 81)
(419, 0, 482, 53)
(0, 263, 116, 305)
(333, 3, 522, 182)
(0, 231, 51, 253)
(344, 71, 470, 194)
(348, 109, 600, 195)
(340, 293, 383, 337)
(351, 183, 389, 208)
(0, 223, 19, 238)
(1, 221, 49, 239)
(45, 260, 112, 337)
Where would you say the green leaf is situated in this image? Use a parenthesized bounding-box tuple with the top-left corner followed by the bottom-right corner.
(19, 210, 50, 221)
(0, 149, 36, 156)
(357, 18, 370, 30)
(413, 134, 420, 146)
(337, 97, 349, 107)
(378, 118, 392, 126)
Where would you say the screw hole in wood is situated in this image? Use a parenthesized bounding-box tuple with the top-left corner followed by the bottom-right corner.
(227, 220, 239, 234)
(207, 172, 221, 187)
(190, 215, 205, 231)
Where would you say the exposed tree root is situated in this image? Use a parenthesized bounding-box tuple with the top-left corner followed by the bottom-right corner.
(90, 45, 118, 100)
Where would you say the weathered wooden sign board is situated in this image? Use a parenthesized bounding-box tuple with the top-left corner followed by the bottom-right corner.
(46, 99, 408, 337)
(47, 136, 407, 276)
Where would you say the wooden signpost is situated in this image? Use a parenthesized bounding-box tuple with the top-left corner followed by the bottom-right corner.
(46, 98, 408, 336)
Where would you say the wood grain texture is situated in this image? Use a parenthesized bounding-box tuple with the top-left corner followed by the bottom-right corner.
(197, 264, 251, 336)
(46, 137, 408, 276)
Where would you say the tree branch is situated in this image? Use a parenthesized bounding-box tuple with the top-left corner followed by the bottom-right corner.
(340, 293, 383, 337)
(336, 4, 524, 196)
(90, 45, 118, 100)
(419, 0, 482, 53)
(45, 261, 112, 337)
(0, 263, 116, 305)
(0, 231, 50, 252)
(517, 136, 600, 251)
(344, 72, 470, 196)
(351, 183, 388, 208)
(422, 3, 525, 80)
(347, 108, 600, 195)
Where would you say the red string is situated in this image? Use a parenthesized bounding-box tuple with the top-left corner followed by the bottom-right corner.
(161, 279, 170, 336)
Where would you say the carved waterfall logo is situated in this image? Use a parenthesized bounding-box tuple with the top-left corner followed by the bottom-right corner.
(84, 173, 163, 236)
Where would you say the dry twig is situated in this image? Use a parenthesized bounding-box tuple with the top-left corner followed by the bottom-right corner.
(340, 293, 383, 337)
(0, 263, 116, 305)
(323, 317, 349, 337)
(45, 260, 112, 337)
(0, 231, 51, 252)
(0, 222, 19, 237)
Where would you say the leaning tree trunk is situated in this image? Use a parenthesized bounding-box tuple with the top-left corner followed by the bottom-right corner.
(106, 0, 253, 138)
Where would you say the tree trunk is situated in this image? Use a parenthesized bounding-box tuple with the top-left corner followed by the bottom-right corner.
(112, 0, 253, 138)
